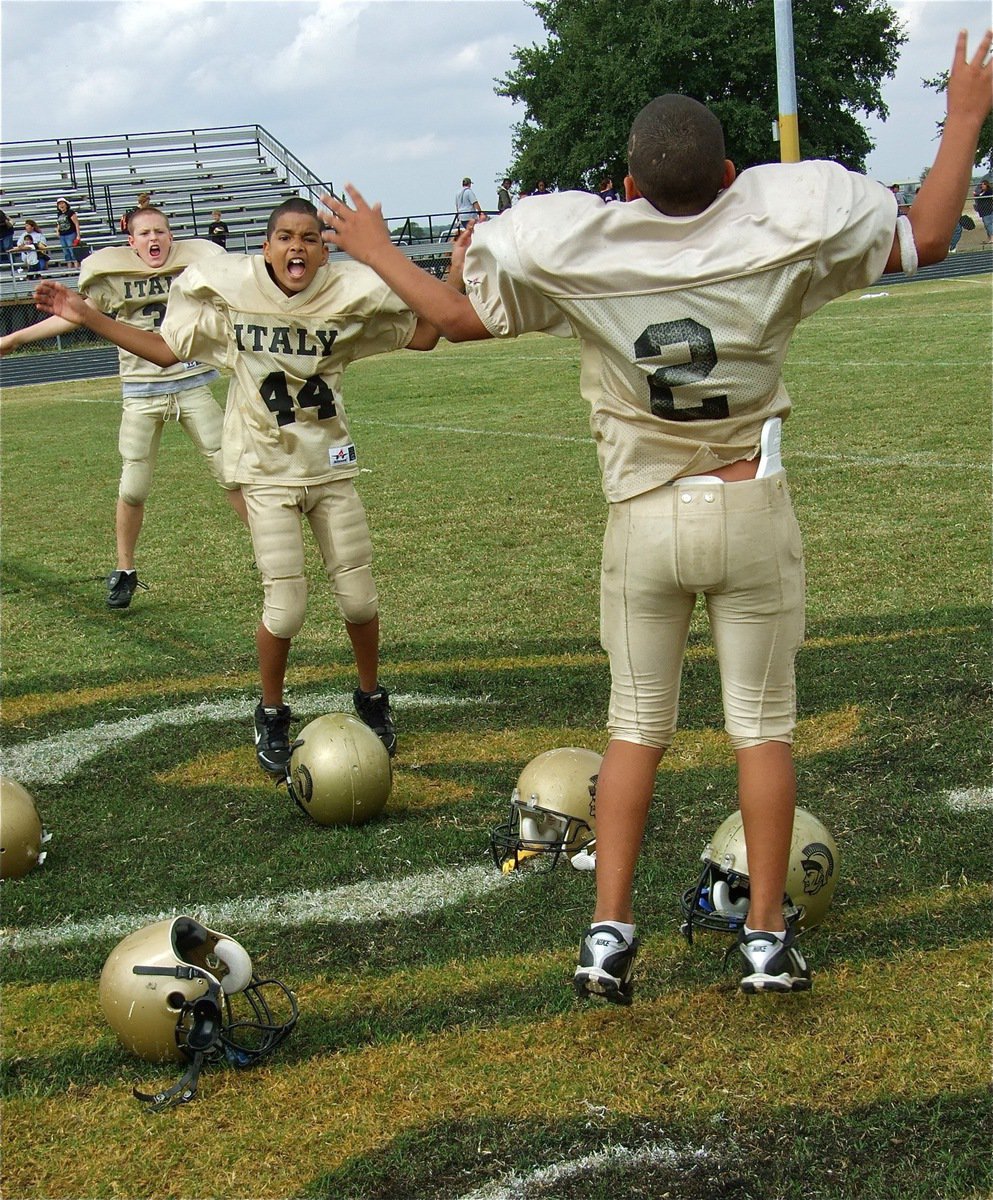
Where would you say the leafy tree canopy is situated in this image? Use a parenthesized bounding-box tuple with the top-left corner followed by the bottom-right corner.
(923, 69, 993, 174)
(498, 0, 907, 192)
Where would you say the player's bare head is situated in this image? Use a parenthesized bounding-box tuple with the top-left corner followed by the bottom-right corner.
(128, 207, 173, 267)
(264, 198, 327, 295)
(627, 95, 726, 215)
(127, 205, 170, 234)
(266, 198, 322, 240)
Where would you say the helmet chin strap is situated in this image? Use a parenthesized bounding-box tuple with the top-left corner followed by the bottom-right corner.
(130, 963, 224, 1112)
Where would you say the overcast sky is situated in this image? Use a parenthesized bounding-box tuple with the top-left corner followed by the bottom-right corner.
(1, 0, 990, 221)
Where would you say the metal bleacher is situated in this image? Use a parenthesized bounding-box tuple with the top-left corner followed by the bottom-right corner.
(0, 124, 334, 303)
(0, 124, 463, 385)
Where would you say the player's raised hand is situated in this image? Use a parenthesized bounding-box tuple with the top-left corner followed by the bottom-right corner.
(33, 280, 87, 324)
(320, 186, 392, 266)
(946, 27, 993, 126)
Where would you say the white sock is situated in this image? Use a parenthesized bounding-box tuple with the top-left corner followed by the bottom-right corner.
(744, 924, 785, 942)
(598, 920, 636, 944)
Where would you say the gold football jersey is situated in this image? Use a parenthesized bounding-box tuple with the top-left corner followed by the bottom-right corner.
(464, 161, 896, 500)
(79, 240, 225, 386)
(159, 255, 417, 485)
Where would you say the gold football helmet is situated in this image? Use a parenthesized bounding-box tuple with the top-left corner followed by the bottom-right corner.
(100, 916, 298, 1110)
(680, 806, 839, 941)
(490, 747, 601, 872)
(1, 775, 50, 880)
(287, 712, 392, 826)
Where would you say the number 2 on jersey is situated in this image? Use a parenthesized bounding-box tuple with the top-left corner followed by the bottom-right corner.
(634, 318, 729, 421)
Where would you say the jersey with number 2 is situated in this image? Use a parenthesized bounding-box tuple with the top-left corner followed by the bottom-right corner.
(463, 160, 896, 501)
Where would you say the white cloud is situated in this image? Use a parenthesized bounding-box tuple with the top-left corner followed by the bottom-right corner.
(2, 1, 988, 218)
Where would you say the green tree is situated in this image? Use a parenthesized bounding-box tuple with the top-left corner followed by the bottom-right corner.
(923, 69, 993, 172)
(498, 0, 907, 192)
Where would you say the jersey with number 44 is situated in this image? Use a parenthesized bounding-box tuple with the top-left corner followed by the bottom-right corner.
(159, 255, 416, 486)
(464, 160, 896, 501)
(78, 240, 224, 387)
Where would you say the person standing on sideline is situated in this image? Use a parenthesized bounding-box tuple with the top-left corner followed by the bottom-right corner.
(974, 177, 993, 238)
(497, 179, 513, 213)
(2, 207, 248, 608)
(455, 178, 486, 231)
(320, 26, 993, 999)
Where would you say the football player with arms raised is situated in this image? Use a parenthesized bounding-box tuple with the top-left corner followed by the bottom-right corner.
(2, 207, 249, 609)
(320, 27, 992, 997)
(35, 198, 438, 773)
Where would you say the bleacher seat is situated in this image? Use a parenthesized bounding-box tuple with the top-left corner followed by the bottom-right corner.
(0, 124, 334, 301)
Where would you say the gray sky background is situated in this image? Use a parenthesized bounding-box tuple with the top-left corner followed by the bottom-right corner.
(2, 0, 989, 221)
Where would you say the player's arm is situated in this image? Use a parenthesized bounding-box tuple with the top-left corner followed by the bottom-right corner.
(32, 280, 180, 367)
(406, 316, 441, 351)
(0, 305, 92, 355)
(884, 28, 992, 273)
(322, 187, 492, 343)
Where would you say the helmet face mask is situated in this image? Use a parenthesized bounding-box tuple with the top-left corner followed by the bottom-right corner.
(100, 916, 298, 1110)
(680, 807, 839, 941)
(490, 747, 601, 872)
(287, 712, 392, 826)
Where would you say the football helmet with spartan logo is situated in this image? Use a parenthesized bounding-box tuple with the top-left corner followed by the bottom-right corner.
(680, 807, 839, 941)
(100, 916, 298, 1111)
(0, 775, 51, 880)
(490, 747, 602, 872)
(286, 712, 392, 826)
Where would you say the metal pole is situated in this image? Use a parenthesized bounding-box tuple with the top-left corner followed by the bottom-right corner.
(773, 0, 801, 163)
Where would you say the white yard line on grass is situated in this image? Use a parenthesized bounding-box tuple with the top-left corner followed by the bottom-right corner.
(355, 419, 985, 471)
(946, 786, 993, 812)
(453, 1142, 711, 1200)
(0, 862, 516, 952)
(0, 688, 487, 786)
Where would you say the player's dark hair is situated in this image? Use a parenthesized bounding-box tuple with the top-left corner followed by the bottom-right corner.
(266, 197, 321, 240)
(627, 95, 726, 215)
(127, 205, 169, 234)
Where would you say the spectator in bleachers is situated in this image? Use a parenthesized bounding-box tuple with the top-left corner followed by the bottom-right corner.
(0, 210, 15, 263)
(17, 220, 50, 278)
(208, 210, 230, 249)
(119, 192, 152, 234)
(54, 198, 82, 271)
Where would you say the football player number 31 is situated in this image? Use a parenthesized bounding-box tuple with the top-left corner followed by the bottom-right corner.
(635, 318, 729, 421)
(259, 372, 337, 426)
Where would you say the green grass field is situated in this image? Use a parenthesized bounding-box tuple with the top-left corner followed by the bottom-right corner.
(1, 274, 990, 1200)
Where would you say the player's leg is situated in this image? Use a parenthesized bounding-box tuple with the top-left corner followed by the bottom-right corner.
(590, 740, 664, 927)
(575, 487, 693, 1004)
(708, 473, 808, 991)
(305, 481, 396, 755)
(245, 484, 308, 773)
(177, 384, 249, 526)
(109, 397, 164, 607)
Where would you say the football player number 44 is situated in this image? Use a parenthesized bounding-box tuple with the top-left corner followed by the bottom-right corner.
(259, 371, 337, 426)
